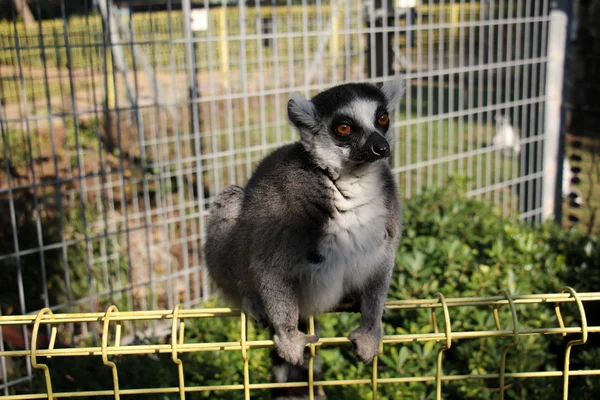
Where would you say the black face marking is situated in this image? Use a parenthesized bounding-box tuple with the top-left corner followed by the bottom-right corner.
(307, 252, 325, 264)
(310, 83, 387, 118)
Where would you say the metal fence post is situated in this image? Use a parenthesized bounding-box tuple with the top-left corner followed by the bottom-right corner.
(542, 3, 570, 221)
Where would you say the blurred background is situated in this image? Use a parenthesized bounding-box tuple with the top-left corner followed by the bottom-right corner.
(0, 0, 598, 397)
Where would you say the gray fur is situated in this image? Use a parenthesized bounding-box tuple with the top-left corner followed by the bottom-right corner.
(381, 76, 406, 111)
(287, 92, 318, 131)
(204, 80, 404, 366)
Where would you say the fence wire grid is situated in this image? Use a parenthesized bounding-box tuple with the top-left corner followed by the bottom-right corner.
(0, 0, 568, 395)
(0, 289, 598, 399)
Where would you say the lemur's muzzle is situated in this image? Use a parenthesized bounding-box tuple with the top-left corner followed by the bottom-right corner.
(364, 132, 390, 162)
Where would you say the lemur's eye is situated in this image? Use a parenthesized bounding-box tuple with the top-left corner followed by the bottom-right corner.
(378, 113, 389, 125)
(336, 124, 351, 135)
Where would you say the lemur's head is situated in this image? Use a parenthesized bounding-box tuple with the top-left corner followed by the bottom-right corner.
(287, 79, 405, 178)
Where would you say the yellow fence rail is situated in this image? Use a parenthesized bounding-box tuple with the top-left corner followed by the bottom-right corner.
(1, 289, 599, 399)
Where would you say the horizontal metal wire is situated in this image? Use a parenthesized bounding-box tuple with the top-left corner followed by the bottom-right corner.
(1, 289, 598, 400)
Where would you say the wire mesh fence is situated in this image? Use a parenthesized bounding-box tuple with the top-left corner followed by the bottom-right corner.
(0, 289, 598, 399)
(0, 0, 564, 394)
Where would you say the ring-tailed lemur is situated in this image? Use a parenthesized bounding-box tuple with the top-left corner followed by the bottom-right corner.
(204, 79, 404, 366)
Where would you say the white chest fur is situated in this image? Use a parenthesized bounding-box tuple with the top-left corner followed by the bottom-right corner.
(298, 163, 390, 316)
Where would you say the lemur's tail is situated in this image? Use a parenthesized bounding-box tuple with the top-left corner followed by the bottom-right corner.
(204, 185, 245, 302)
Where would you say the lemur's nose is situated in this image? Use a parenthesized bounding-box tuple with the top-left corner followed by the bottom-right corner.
(371, 141, 390, 158)
(364, 132, 390, 162)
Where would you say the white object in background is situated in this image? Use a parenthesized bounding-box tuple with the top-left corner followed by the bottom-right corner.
(396, 0, 418, 7)
(191, 9, 208, 32)
(562, 157, 573, 197)
(492, 114, 521, 156)
(570, 193, 584, 207)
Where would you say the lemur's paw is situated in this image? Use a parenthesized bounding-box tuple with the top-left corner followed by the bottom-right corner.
(348, 328, 381, 364)
(274, 331, 319, 365)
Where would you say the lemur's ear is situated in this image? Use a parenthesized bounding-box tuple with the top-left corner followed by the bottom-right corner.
(287, 92, 318, 130)
(381, 76, 406, 111)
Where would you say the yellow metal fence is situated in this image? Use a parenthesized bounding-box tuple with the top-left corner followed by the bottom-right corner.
(1, 289, 599, 399)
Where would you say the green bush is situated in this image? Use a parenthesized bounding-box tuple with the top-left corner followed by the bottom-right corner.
(25, 183, 598, 399)
(316, 183, 600, 399)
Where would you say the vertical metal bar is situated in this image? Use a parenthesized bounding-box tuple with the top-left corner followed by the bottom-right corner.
(358, 0, 366, 80)
(165, 0, 181, 311)
(103, 0, 137, 312)
(344, 0, 351, 81)
(538, 0, 551, 219)
(492, 0, 508, 203)
(538, 0, 551, 221)
(0, 310, 7, 395)
(377, 1, 391, 78)
(522, 0, 544, 222)
(392, 1, 400, 188)
(35, 0, 75, 344)
(142, 0, 166, 315)
(438, 0, 445, 187)
(316, 0, 324, 86)
(99, 0, 120, 311)
(543, 0, 567, 221)
(222, 3, 236, 183)
(531, 0, 544, 221)
(367, 0, 376, 79)
(98, 6, 113, 314)
(124, 0, 154, 313)
(81, 1, 104, 323)
(427, 0, 434, 186)
(0, 55, 33, 389)
(205, 1, 220, 198)
(494, 0, 504, 206)
(485, 0, 494, 200)
(9, 0, 51, 320)
(476, 0, 486, 197)
(272, 0, 283, 145)
(182, 0, 198, 304)
(302, 0, 310, 94)
(511, 0, 524, 213)
(450, 0, 458, 179)
(519, 0, 532, 216)
(503, 0, 515, 216)
(457, 0, 465, 178)
(239, 0, 252, 182)
(416, 0, 423, 193)
(286, 0, 295, 100)
(551, 0, 573, 222)
(403, 3, 412, 198)
(330, 0, 339, 83)
(182, 0, 207, 301)
(467, 0, 475, 190)
(256, 1, 268, 159)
